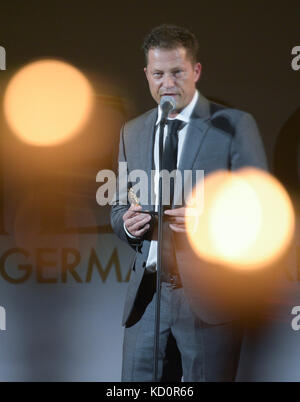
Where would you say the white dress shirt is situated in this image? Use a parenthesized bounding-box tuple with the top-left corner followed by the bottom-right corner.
(125, 90, 199, 271)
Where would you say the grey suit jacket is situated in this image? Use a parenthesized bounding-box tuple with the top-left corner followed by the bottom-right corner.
(110, 92, 268, 326)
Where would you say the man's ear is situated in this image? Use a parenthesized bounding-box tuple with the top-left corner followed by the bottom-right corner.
(194, 63, 202, 83)
(144, 67, 150, 83)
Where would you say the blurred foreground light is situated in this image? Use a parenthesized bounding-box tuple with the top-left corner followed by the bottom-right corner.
(3, 59, 93, 146)
(185, 168, 295, 270)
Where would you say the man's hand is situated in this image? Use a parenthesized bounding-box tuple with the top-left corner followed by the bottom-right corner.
(123, 204, 152, 237)
(164, 207, 187, 233)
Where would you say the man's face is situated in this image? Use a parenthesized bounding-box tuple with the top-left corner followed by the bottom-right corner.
(144, 47, 201, 117)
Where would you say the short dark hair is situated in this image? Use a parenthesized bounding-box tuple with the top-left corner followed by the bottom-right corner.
(142, 24, 199, 65)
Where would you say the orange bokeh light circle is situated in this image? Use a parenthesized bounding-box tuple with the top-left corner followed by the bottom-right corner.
(4, 59, 93, 146)
(185, 168, 295, 270)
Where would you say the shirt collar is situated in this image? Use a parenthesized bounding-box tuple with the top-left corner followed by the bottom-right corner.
(156, 90, 199, 125)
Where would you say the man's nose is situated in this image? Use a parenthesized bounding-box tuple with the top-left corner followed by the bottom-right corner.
(162, 73, 175, 89)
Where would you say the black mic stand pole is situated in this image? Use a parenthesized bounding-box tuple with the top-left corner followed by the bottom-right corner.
(153, 116, 167, 382)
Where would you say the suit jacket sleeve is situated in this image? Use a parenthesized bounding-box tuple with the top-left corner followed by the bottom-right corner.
(110, 125, 142, 251)
(229, 112, 268, 171)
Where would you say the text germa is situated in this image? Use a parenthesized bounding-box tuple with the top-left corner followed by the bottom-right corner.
(0, 247, 130, 284)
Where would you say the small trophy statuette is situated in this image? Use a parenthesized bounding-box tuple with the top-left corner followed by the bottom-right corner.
(128, 187, 140, 206)
(128, 187, 156, 230)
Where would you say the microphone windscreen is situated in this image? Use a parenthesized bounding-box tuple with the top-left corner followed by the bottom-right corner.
(160, 96, 176, 113)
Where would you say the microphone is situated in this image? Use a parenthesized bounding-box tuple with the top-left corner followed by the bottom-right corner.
(160, 96, 176, 121)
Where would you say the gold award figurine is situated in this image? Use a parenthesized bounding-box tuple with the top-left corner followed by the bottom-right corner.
(128, 187, 157, 227)
(128, 187, 140, 206)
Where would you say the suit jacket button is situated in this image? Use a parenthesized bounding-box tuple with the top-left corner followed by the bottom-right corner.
(142, 261, 146, 268)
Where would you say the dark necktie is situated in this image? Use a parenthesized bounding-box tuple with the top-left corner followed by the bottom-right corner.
(161, 119, 182, 279)
(162, 119, 182, 209)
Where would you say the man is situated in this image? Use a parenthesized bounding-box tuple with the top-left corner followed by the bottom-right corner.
(110, 24, 268, 381)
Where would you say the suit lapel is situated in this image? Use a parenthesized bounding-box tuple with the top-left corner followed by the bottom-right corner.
(178, 92, 211, 172)
(174, 93, 211, 207)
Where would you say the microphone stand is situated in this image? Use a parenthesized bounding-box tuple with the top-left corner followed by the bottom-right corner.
(153, 116, 167, 382)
